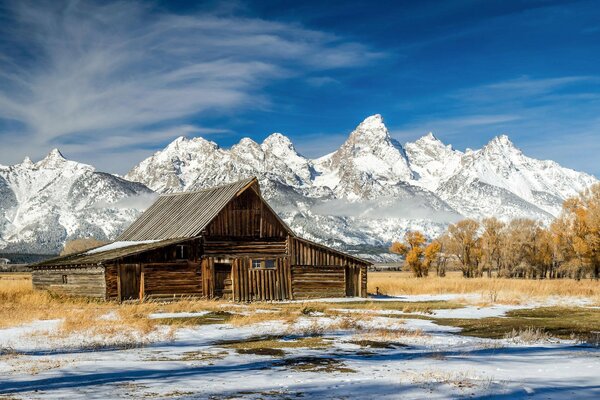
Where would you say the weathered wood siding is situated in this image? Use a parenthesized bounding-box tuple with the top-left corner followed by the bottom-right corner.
(105, 264, 118, 300)
(203, 239, 287, 257)
(232, 257, 292, 301)
(143, 261, 202, 299)
(32, 267, 106, 299)
(291, 265, 345, 299)
(289, 237, 369, 299)
(360, 266, 368, 297)
(205, 188, 288, 239)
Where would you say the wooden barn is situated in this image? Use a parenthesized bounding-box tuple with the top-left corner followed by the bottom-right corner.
(31, 177, 370, 301)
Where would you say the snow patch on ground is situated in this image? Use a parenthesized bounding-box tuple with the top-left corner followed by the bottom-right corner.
(1, 296, 599, 399)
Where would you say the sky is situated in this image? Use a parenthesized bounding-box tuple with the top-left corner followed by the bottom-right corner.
(0, 0, 599, 176)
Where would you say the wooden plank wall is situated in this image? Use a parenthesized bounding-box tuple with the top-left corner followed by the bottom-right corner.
(289, 237, 366, 268)
(205, 189, 288, 239)
(291, 265, 345, 299)
(360, 266, 368, 298)
(288, 237, 369, 299)
(32, 267, 106, 299)
(229, 257, 292, 301)
(105, 264, 118, 300)
(203, 240, 286, 257)
(143, 262, 202, 299)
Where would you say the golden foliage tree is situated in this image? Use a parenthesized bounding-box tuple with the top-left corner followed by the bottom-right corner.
(554, 183, 600, 279)
(390, 231, 430, 277)
(445, 219, 480, 278)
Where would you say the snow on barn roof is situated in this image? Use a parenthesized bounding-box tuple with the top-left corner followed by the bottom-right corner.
(33, 238, 188, 267)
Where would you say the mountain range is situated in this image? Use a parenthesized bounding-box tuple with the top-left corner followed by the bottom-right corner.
(1, 115, 596, 258)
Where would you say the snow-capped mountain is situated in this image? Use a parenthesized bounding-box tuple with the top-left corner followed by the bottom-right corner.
(0, 114, 596, 256)
(0, 150, 154, 253)
(123, 114, 597, 258)
(433, 135, 596, 221)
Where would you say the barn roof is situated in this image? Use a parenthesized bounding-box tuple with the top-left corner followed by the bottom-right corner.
(118, 177, 293, 241)
(33, 238, 189, 267)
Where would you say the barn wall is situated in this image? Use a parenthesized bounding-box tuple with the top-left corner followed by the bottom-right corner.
(229, 256, 292, 301)
(291, 265, 345, 299)
(32, 267, 106, 299)
(288, 237, 369, 299)
(105, 264, 118, 300)
(205, 188, 288, 239)
(142, 262, 202, 299)
(203, 240, 287, 257)
(360, 266, 368, 297)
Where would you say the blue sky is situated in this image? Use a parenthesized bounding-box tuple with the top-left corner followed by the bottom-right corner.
(0, 0, 599, 176)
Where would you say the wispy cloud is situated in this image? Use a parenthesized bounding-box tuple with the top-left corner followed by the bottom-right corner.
(0, 0, 381, 170)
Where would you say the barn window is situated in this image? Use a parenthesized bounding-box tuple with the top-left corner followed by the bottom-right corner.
(252, 259, 276, 269)
(62, 274, 68, 284)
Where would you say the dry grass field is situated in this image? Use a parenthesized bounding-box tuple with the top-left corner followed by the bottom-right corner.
(2, 271, 599, 343)
(368, 271, 600, 304)
(2, 272, 600, 398)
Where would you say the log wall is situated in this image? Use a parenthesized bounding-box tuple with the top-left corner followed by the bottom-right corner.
(143, 261, 202, 299)
(203, 239, 287, 257)
(32, 267, 106, 299)
(291, 265, 345, 299)
(289, 237, 369, 299)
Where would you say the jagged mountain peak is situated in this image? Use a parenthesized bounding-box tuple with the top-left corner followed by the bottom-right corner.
(2, 114, 598, 255)
(348, 114, 392, 143)
(411, 132, 456, 151)
(166, 135, 219, 152)
(261, 133, 305, 161)
(483, 134, 520, 152)
(233, 137, 261, 150)
(22, 156, 33, 166)
(35, 148, 67, 168)
(47, 148, 65, 159)
(262, 132, 295, 150)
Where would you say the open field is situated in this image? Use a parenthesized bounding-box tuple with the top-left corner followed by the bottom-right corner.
(1, 273, 600, 399)
(368, 271, 600, 304)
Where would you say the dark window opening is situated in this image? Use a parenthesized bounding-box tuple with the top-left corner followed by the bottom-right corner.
(62, 274, 68, 284)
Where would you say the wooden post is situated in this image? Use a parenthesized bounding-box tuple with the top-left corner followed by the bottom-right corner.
(139, 264, 145, 301)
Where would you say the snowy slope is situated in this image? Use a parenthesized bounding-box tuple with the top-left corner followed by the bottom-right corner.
(1, 115, 597, 254)
(0, 150, 154, 253)
(433, 135, 597, 221)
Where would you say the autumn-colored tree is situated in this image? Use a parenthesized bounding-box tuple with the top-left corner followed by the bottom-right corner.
(445, 219, 480, 277)
(553, 183, 600, 279)
(480, 218, 505, 277)
(423, 240, 442, 275)
(61, 238, 108, 256)
(390, 231, 429, 277)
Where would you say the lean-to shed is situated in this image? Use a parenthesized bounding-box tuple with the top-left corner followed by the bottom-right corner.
(31, 177, 370, 301)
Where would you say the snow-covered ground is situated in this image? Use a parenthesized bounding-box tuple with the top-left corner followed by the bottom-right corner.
(1, 296, 599, 399)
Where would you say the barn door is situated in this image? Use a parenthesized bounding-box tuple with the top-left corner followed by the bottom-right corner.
(345, 266, 359, 297)
(214, 262, 232, 299)
(119, 264, 141, 301)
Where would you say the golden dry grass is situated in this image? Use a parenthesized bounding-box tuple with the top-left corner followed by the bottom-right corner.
(369, 271, 600, 304)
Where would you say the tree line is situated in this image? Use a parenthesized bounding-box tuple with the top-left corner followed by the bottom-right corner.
(390, 183, 600, 279)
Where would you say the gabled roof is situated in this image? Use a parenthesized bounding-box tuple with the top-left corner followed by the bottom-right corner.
(33, 238, 189, 267)
(117, 177, 293, 241)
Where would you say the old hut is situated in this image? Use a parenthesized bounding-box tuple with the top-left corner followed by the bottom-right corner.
(32, 177, 370, 301)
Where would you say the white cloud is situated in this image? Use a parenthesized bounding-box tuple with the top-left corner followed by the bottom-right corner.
(312, 197, 462, 223)
(0, 0, 381, 170)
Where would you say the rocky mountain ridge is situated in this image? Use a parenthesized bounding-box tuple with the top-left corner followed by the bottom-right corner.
(1, 115, 596, 257)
